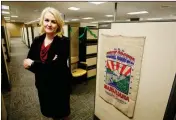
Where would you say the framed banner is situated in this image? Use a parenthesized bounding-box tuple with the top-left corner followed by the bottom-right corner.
(98, 34, 145, 118)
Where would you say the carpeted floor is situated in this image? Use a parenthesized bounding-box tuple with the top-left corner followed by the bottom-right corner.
(3, 38, 96, 120)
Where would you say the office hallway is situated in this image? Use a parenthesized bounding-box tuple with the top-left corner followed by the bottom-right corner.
(3, 38, 96, 120)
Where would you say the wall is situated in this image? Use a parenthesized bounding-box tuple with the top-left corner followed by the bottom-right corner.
(95, 22, 176, 120)
(70, 27, 79, 57)
(2, 16, 6, 26)
(6, 22, 24, 37)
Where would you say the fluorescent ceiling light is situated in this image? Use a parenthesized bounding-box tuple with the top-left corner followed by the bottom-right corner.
(105, 15, 113, 17)
(2, 5, 9, 10)
(91, 21, 98, 23)
(4, 17, 10, 19)
(147, 18, 163, 20)
(71, 19, 79, 21)
(11, 15, 18, 18)
(127, 11, 148, 15)
(2, 11, 10, 14)
(82, 17, 94, 20)
(68, 7, 80, 11)
(103, 20, 113, 22)
(4, 17, 10, 20)
(89, 2, 105, 5)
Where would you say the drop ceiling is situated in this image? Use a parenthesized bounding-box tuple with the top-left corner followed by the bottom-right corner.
(1, 1, 176, 23)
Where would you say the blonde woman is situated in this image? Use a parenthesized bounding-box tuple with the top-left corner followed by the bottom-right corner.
(23, 7, 72, 120)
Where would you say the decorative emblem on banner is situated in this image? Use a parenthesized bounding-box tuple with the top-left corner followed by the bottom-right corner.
(104, 48, 134, 104)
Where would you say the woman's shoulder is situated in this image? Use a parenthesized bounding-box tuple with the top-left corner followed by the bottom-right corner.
(33, 34, 45, 43)
(55, 35, 69, 44)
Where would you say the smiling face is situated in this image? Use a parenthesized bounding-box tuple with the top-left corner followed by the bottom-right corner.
(43, 12, 58, 35)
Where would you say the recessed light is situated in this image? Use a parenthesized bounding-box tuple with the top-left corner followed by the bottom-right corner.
(2, 5, 9, 10)
(105, 15, 113, 17)
(71, 19, 79, 21)
(82, 17, 94, 20)
(103, 20, 113, 22)
(2, 11, 10, 14)
(127, 11, 148, 15)
(4, 17, 10, 20)
(89, 2, 105, 5)
(91, 21, 98, 23)
(11, 15, 18, 18)
(4, 17, 10, 19)
(68, 7, 80, 11)
(147, 18, 163, 20)
(64, 20, 69, 22)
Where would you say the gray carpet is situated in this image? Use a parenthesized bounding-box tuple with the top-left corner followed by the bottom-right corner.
(3, 38, 96, 120)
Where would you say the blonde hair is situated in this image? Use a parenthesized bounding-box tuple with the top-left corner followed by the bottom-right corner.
(39, 7, 64, 37)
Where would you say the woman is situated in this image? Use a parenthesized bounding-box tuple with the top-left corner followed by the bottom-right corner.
(23, 7, 72, 120)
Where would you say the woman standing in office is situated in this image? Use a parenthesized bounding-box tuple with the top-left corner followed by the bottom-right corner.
(23, 7, 72, 120)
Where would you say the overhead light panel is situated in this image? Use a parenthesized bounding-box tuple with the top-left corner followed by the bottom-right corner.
(126, 19, 130, 21)
(11, 15, 18, 18)
(105, 15, 113, 17)
(127, 11, 148, 15)
(89, 2, 105, 5)
(5, 18, 10, 21)
(147, 18, 163, 20)
(68, 7, 80, 11)
(91, 21, 98, 23)
(4, 16, 10, 19)
(2, 11, 10, 14)
(103, 20, 113, 22)
(64, 20, 69, 22)
(82, 17, 94, 20)
(2, 5, 9, 10)
(71, 19, 79, 21)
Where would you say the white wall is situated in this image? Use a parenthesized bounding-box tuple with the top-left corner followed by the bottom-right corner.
(95, 22, 176, 120)
(33, 27, 40, 38)
(63, 25, 68, 37)
(28, 27, 33, 47)
(24, 27, 28, 46)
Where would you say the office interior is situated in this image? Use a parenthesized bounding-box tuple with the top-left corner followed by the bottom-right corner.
(1, 1, 176, 120)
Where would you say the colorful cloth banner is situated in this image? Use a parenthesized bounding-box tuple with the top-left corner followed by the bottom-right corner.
(98, 34, 145, 118)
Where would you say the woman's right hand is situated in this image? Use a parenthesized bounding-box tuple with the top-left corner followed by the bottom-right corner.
(23, 58, 34, 69)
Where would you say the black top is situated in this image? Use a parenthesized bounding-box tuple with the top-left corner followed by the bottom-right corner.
(26, 33, 72, 118)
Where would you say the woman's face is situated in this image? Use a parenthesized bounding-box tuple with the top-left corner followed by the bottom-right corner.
(43, 12, 58, 34)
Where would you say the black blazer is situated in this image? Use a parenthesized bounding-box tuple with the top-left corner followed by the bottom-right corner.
(26, 33, 72, 91)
